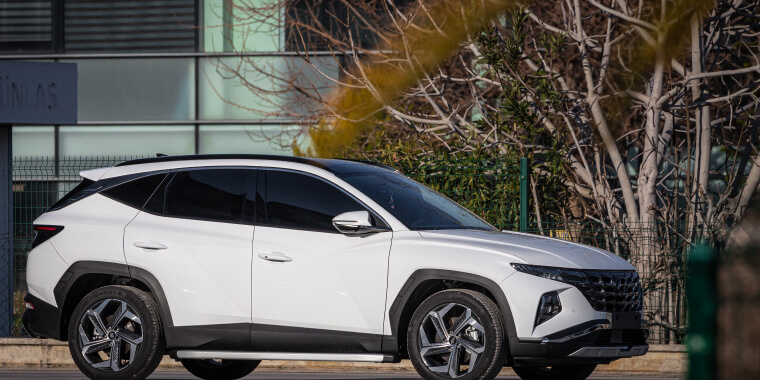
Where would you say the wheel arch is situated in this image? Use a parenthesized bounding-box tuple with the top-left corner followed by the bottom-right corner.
(384, 269, 517, 359)
(54, 261, 174, 341)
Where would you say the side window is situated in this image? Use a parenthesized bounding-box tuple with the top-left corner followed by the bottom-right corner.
(158, 169, 250, 223)
(261, 170, 367, 232)
(101, 173, 168, 210)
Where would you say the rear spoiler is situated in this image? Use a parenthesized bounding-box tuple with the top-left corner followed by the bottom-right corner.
(79, 167, 112, 181)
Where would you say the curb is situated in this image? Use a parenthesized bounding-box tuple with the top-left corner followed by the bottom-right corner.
(0, 339, 686, 374)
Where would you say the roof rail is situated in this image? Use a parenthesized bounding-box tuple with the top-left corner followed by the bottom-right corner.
(115, 154, 325, 168)
(114, 154, 400, 176)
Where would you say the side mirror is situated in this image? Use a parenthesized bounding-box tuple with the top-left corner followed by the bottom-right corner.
(332, 211, 389, 235)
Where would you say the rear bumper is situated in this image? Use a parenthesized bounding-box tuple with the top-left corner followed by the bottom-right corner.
(509, 320, 649, 366)
(22, 293, 62, 340)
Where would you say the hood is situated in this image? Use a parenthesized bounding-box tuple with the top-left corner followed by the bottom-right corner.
(419, 230, 634, 271)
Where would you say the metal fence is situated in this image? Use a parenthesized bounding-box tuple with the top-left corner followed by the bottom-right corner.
(2, 156, 150, 336)
(0, 156, 711, 345)
(523, 221, 700, 345)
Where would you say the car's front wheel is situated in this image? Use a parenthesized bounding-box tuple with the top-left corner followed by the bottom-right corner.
(181, 359, 260, 380)
(407, 289, 507, 380)
(67, 285, 165, 380)
(513, 364, 597, 380)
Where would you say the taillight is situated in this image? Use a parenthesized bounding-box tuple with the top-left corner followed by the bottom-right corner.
(31, 225, 64, 249)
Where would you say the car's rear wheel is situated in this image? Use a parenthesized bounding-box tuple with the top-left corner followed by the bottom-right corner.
(513, 364, 597, 380)
(407, 289, 507, 380)
(181, 359, 260, 380)
(68, 285, 164, 380)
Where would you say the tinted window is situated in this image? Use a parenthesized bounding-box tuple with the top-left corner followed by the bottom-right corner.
(101, 173, 167, 210)
(48, 178, 94, 211)
(143, 173, 170, 215)
(339, 172, 495, 231)
(261, 170, 366, 232)
(161, 169, 249, 223)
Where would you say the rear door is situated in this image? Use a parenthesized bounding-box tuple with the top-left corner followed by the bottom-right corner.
(124, 168, 256, 328)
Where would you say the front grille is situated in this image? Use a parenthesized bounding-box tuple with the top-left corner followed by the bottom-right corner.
(563, 270, 642, 312)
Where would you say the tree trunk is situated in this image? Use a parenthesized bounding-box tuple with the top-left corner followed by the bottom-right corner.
(691, 11, 712, 233)
(635, 6, 668, 342)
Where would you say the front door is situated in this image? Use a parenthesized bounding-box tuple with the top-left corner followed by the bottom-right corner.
(250, 169, 392, 353)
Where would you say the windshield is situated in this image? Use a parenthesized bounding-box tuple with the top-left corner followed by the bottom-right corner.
(339, 171, 496, 231)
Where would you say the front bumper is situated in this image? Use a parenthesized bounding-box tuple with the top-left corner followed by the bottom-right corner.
(509, 319, 649, 366)
(22, 293, 62, 340)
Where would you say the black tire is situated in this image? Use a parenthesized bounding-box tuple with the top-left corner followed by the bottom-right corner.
(181, 359, 260, 380)
(513, 364, 597, 380)
(68, 285, 165, 380)
(407, 289, 507, 380)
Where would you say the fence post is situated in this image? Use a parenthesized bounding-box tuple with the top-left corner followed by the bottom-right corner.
(519, 157, 528, 232)
(687, 244, 716, 380)
(0, 126, 11, 337)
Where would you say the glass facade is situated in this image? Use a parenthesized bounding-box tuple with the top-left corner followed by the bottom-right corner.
(11, 127, 55, 157)
(203, 0, 281, 52)
(59, 126, 196, 156)
(198, 125, 304, 154)
(63, 0, 197, 53)
(198, 56, 338, 119)
(68, 58, 196, 122)
(0, 1, 52, 53)
(1, 0, 343, 159)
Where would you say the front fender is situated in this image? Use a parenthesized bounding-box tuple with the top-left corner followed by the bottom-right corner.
(383, 231, 522, 355)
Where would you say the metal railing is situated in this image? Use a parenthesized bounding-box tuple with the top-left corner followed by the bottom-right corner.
(2, 156, 149, 336)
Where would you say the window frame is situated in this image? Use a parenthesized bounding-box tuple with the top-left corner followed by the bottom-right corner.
(257, 167, 390, 234)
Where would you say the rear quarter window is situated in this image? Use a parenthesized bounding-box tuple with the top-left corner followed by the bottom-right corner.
(101, 173, 168, 210)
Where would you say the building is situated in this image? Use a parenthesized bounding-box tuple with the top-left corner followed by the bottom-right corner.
(0, 0, 343, 335)
(1, 0, 339, 159)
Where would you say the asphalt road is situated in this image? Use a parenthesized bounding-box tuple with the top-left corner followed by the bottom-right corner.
(0, 369, 684, 380)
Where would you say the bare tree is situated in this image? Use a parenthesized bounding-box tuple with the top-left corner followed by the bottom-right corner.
(213, 0, 760, 342)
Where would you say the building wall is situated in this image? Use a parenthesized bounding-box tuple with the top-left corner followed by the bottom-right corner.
(2, 0, 335, 159)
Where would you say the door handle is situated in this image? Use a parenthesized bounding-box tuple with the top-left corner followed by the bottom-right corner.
(258, 252, 292, 262)
(133, 241, 168, 250)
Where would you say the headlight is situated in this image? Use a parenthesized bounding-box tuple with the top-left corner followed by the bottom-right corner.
(511, 263, 568, 281)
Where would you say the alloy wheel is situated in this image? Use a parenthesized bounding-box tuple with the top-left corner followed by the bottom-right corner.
(418, 302, 486, 378)
(77, 298, 144, 372)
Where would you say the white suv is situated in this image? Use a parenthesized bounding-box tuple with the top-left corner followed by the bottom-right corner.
(22, 155, 647, 380)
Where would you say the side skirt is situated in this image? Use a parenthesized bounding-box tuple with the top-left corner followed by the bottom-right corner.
(165, 323, 385, 354)
(172, 351, 398, 363)
(250, 323, 383, 353)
